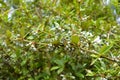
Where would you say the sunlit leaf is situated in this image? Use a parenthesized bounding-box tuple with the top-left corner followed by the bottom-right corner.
(86, 69, 95, 76)
(27, 36, 34, 40)
(71, 34, 79, 44)
(50, 66, 59, 71)
(20, 27, 25, 38)
(57, 67, 64, 74)
(99, 44, 113, 55)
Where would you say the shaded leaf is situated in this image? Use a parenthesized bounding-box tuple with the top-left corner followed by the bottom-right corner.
(6, 30, 12, 38)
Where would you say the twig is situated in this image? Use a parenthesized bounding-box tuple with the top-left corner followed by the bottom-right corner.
(80, 47, 120, 65)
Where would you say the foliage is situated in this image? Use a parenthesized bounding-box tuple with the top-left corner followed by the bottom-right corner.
(0, 0, 120, 80)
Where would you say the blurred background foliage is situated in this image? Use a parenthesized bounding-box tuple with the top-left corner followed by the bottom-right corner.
(0, 0, 120, 80)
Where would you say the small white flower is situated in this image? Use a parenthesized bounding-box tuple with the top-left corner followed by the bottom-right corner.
(8, 7, 15, 20)
(68, 31, 72, 34)
(50, 27, 56, 30)
(81, 15, 89, 21)
(112, 26, 117, 29)
(31, 44, 37, 51)
(32, 47, 37, 51)
(72, 47, 75, 51)
(7, 49, 11, 52)
(2, 41, 7, 47)
(61, 29, 65, 32)
(24, 0, 34, 2)
(113, 9, 117, 16)
(58, 27, 61, 30)
(54, 22, 60, 28)
(0, 3, 2, 7)
(48, 43, 52, 47)
(102, 34, 107, 37)
(16, 34, 20, 37)
(116, 17, 120, 25)
(103, 0, 110, 6)
(20, 43, 24, 47)
(60, 74, 64, 77)
(101, 77, 107, 80)
(93, 36, 102, 44)
(65, 45, 69, 48)
(67, 41, 70, 44)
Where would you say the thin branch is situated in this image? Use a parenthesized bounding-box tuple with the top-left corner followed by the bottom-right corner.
(80, 47, 120, 65)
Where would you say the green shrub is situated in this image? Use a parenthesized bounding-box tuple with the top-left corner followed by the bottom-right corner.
(0, 0, 120, 80)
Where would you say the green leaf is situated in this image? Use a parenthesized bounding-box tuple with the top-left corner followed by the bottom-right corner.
(90, 58, 98, 65)
(111, 0, 118, 6)
(27, 36, 34, 40)
(21, 60, 27, 66)
(91, 54, 98, 58)
(20, 27, 25, 38)
(71, 34, 79, 44)
(54, 59, 64, 67)
(6, 30, 12, 38)
(76, 72, 84, 78)
(0, 1, 6, 7)
(99, 59, 106, 69)
(99, 44, 113, 55)
(38, 24, 44, 31)
(50, 66, 59, 71)
(57, 67, 64, 74)
(86, 69, 95, 76)
(52, 40, 60, 45)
